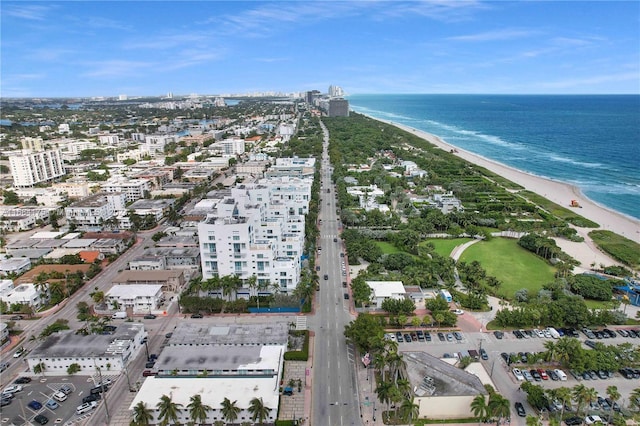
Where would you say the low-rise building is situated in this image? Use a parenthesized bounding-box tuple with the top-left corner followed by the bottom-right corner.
(102, 177, 152, 202)
(112, 270, 185, 292)
(0, 283, 45, 309)
(26, 324, 147, 376)
(0, 257, 32, 276)
(366, 280, 407, 309)
(64, 192, 126, 229)
(105, 284, 163, 314)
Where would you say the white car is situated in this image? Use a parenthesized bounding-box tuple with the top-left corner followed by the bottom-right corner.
(512, 368, 525, 381)
(452, 309, 464, 315)
(2, 385, 22, 394)
(585, 415, 603, 424)
(76, 401, 97, 415)
(534, 329, 545, 338)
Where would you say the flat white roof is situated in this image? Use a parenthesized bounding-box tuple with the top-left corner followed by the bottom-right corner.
(130, 376, 279, 411)
(106, 284, 163, 298)
(30, 231, 64, 239)
(366, 280, 406, 298)
(156, 345, 284, 372)
(61, 232, 82, 240)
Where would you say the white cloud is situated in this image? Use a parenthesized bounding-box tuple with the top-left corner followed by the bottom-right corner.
(4, 4, 53, 21)
(447, 28, 539, 42)
(81, 60, 153, 78)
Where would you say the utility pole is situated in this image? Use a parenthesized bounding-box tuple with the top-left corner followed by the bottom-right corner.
(93, 359, 110, 423)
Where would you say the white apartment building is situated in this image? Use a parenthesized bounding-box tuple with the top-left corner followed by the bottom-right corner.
(264, 157, 316, 178)
(102, 177, 152, 202)
(65, 192, 126, 228)
(14, 188, 68, 206)
(198, 192, 304, 295)
(143, 135, 176, 156)
(219, 137, 245, 155)
(99, 135, 120, 145)
(0, 283, 46, 310)
(26, 324, 147, 376)
(105, 284, 163, 313)
(52, 182, 91, 199)
(9, 149, 66, 187)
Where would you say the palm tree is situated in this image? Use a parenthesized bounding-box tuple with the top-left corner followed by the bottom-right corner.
(526, 415, 542, 426)
(187, 394, 211, 425)
(488, 394, 510, 426)
(543, 340, 558, 362)
(156, 394, 183, 426)
(551, 386, 573, 419)
(220, 397, 241, 423)
(375, 380, 394, 413)
(629, 387, 640, 411)
(470, 394, 489, 424)
(248, 397, 272, 424)
(131, 401, 153, 426)
(605, 385, 621, 421)
(573, 384, 597, 417)
(398, 396, 420, 422)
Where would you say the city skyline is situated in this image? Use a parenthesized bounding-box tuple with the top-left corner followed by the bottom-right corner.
(1, 1, 639, 98)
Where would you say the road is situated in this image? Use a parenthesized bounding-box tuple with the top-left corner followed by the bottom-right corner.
(310, 121, 361, 426)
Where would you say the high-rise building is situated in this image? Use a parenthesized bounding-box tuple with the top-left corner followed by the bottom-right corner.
(328, 85, 344, 97)
(9, 149, 66, 187)
(328, 99, 349, 117)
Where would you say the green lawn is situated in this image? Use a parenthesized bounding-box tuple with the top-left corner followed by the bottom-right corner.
(376, 241, 403, 255)
(422, 238, 472, 258)
(459, 238, 556, 299)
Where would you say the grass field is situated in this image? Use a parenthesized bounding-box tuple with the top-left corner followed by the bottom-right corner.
(376, 241, 403, 255)
(459, 238, 556, 299)
(422, 238, 472, 258)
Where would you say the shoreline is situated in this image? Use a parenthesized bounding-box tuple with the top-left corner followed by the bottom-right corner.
(371, 117, 640, 241)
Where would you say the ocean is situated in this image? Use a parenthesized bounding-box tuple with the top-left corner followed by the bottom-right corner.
(347, 94, 640, 221)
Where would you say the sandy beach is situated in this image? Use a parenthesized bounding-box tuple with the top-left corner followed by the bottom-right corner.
(375, 119, 640, 268)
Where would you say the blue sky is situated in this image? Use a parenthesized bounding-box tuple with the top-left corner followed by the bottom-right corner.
(1, 1, 639, 97)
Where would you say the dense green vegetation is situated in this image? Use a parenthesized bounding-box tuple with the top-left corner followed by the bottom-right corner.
(589, 230, 640, 269)
(520, 190, 599, 228)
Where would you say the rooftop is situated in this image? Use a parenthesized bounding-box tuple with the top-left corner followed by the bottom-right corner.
(29, 324, 145, 358)
(130, 376, 279, 413)
(155, 345, 283, 373)
(113, 270, 183, 283)
(106, 284, 163, 298)
(403, 352, 488, 397)
(168, 322, 289, 346)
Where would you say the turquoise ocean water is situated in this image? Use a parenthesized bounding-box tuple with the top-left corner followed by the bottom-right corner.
(348, 94, 640, 221)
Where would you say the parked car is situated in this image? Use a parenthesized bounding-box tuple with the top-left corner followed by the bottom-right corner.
(480, 348, 488, 360)
(0, 398, 11, 407)
(45, 399, 59, 410)
(515, 402, 526, 417)
(437, 332, 445, 342)
(523, 370, 534, 382)
(453, 332, 462, 340)
(530, 369, 542, 381)
(493, 330, 504, 339)
(76, 401, 97, 415)
(416, 330, 425, 341)
(404, 333, 412, 342)
(59, 384, 73, 395)
(585, 415, 603, 425)
(547, 369, 559, 381)
(396, 332, 403, 342)
(2, 385, 22, 394)
(82, 394, 100, 404)
(33, 414, 49, 425)
(565, 417, 583, 425)
(14, 377, 31, 384)
(538, 369, 549, 380)
(446, 333, 454, 342)
(28, 400, 43, 410)
(512, 368, 525, 381)
(190, 313, 203, 318)
(143, 314, 156, 319)
(424, 332, 432, 341)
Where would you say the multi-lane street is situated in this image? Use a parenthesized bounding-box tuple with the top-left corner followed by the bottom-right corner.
(310, 121, 361, 426)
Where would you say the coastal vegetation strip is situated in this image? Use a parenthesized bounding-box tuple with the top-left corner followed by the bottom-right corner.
(520, 190, 599, 228)
(588, 230, 640, 269)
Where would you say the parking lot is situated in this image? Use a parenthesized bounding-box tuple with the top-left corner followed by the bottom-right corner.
(388, 325, 639, 426)
(0, 374, 116, 425)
